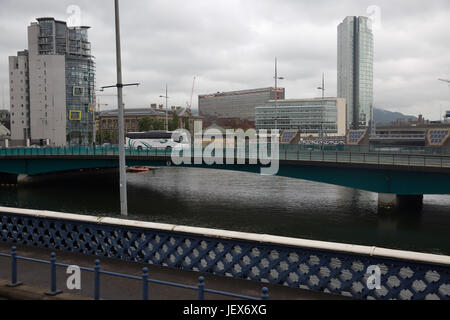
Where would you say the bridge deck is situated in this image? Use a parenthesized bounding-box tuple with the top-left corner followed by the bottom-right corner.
(1, 146, 450, 194)
(1, 146, 450, 169)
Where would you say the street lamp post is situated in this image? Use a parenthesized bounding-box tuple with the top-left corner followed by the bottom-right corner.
(160, 84, 169, 131)
(274, 57, 284, 131)
(317, 73, 325, 150)
(114, 0, 127, 217)
(101, 0, 140, 217)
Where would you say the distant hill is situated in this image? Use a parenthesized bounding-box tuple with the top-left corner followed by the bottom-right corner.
(373, 108, 418, 125)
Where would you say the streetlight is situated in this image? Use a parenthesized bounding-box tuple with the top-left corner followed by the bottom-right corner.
(274, 57, 284, 131)
(160, 84, 169, 131)
(101, 0, 140, 217)
(317, 73, 325, 150)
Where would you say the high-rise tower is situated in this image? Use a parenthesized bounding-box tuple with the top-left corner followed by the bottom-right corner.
(9, 17, 95, 146)
(338, 16, 374, 130)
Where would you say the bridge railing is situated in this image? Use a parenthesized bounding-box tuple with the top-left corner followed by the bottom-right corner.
(0, 207, 449, 300)
(1, 146, 450, 169)
(0, 246, 269, 300)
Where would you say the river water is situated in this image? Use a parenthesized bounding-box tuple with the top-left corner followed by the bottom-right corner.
(0, 167, 449, 255)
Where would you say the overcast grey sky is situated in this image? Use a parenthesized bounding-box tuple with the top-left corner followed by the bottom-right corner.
(1, 0, 449, 120)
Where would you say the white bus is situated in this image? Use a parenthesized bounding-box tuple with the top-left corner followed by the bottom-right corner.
(126, 131, 189, 151)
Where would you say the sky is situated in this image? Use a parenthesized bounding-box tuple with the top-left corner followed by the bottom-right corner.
(0, 0, 449, 120)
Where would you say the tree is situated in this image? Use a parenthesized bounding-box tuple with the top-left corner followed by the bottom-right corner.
(138, 116, 153, 132)
(103, 131, 111, 143)
(184, 118, 190, 131)
(138, 117, 165, 131)
(153, 119, 165, 130)
(169, 112, 179, 131)
(96, 131, 102, 144)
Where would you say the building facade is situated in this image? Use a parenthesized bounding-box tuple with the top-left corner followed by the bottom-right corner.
(199, 87, 285, 122)
(0, 110, 11, 130)
(98, 107, 203, 144)
(255, 98, 347, 137)
(9, 17, 95, 146)
(338, 16, 374, 130)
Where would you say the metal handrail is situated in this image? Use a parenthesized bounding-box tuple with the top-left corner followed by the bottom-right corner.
(0, 247, 269, 301)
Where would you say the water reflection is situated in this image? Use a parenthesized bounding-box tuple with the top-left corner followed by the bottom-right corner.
(0, 167, 448, 255)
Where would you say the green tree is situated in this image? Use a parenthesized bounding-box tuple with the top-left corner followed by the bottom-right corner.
(169, 112, 179, 131)
(184, 118, 190, 131)
(153, 119, 165, 130)
(138, 116, 153, 132)
(103, 131, 111, 143)
(96, 131, 102, 144)
(138, 117, 165, 131)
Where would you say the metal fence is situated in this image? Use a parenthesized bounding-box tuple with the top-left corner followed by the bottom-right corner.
(0, 246, 268, 300)
(1, 207, 449, 300)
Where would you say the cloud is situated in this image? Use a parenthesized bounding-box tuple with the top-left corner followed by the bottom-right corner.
(0, 0, 449, 119)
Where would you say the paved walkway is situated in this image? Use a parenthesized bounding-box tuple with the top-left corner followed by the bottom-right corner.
(0, 242, 350, 300)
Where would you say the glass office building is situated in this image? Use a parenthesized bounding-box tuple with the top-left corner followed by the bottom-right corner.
(199, 87, 285, 122)
(9, 18, 95, 146)
(338, 16, 374, 130)
(255, 98, 347, 137)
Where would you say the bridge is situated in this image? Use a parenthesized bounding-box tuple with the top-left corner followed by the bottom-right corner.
(1, 145, 450, 211)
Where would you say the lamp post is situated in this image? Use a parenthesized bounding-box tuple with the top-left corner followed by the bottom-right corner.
(160, 84, 169, 131)
(101, 0, 140, 217)
(274, 57, 284, 131)
(317, 73, 325, 150)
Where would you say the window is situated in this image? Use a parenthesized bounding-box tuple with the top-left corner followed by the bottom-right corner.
(73, 86, 85, 96)
(69, 110, 82, 121)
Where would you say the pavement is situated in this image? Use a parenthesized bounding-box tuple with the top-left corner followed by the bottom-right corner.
(0, 242, 351, 300)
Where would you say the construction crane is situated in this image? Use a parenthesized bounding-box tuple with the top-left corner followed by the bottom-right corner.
(186, 76, 197, 110)
(96, 93, 127, 112)
(97, 103, 109, 113)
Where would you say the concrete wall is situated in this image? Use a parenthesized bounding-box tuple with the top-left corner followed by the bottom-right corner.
(28, 25, 67, 146)
(9, 53, 30, 141)
(336, 98, 347, 136)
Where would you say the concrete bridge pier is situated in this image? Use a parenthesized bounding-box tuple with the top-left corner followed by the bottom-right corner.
(378, 194, 424, 213)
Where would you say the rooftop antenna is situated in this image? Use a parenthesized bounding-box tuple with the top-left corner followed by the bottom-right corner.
(317, 73, 325, 99)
